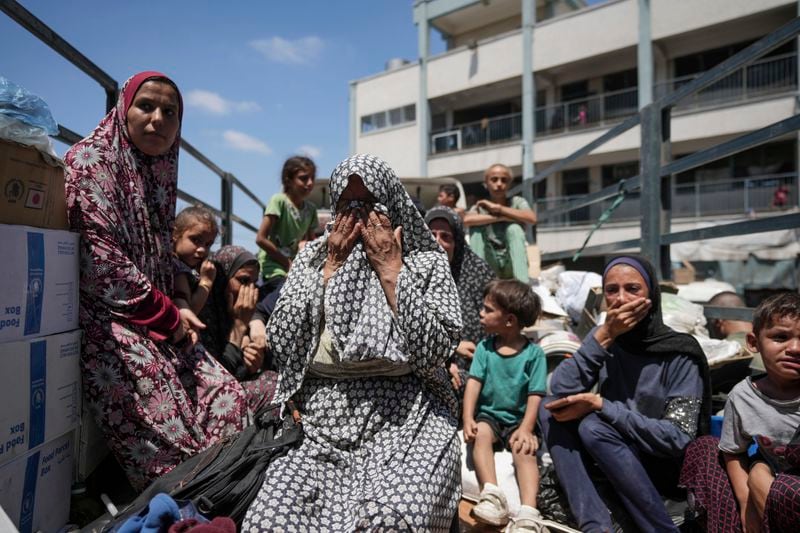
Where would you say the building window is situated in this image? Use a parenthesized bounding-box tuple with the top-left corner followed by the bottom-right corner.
(360, 104, 416, 134)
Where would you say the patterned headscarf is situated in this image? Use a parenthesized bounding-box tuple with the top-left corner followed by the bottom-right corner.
(425, 206, 495, 345)
(200, 246, 259, 358)
(267, 154, 462, 407)
(65, 71, 182, 300)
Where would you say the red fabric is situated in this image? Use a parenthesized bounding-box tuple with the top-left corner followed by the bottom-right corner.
(168, 517, 236, 533)
(680, 435, 743, 533)
(122, 70, 184, 120)
(128, 287, 180, 341)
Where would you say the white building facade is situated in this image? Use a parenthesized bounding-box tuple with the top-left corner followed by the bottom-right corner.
(349, 0, 798, 259)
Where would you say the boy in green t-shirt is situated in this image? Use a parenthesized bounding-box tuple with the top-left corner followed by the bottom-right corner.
(255, 156, 318, 318)
(464, 164, 537, 282)
(463, 279, 547, 531)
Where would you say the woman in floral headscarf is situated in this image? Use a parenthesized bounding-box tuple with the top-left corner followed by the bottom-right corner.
(243, 155, 463, 531)
(64, 72, 274, 490)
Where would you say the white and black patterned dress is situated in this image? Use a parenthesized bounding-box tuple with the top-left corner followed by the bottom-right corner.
(244, 155, 463, 532)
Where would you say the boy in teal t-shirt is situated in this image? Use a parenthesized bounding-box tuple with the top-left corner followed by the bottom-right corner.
(463, 279, 547, 530)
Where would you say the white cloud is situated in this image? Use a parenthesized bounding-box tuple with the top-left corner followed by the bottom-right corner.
(296, 145, 321, 158)
(186, 90, 261, 115)
(250, 36, 324, 65)
(223, 130, 272, 155)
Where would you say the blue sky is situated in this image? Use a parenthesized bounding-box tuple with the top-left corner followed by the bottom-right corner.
(1, 0, 448, 247)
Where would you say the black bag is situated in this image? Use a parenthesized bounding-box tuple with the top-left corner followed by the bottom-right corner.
(104, 405, 302, 530)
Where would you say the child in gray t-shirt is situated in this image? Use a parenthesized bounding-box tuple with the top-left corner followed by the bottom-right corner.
(719, 377, 800, 472)
(718, 292, 800, 528)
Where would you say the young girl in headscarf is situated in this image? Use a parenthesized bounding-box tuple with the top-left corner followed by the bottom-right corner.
(538, 255, 710, 532)
(64, 72, 275, 489)
(244, 154, 463, 532)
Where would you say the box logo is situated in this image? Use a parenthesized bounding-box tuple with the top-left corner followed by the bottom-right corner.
(24, 233, 45, 336)
(25, 188, 45, 209)
(19, 451, 39, 533)
(29, 340, 46, 449)
(4, 178, 24, 203)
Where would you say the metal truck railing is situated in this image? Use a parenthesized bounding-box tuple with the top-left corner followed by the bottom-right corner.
(510, 16, 800, 280)
(0, 0, 263, 244)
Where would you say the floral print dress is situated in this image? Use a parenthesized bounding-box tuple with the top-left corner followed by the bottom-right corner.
(64, 72, 273, 489)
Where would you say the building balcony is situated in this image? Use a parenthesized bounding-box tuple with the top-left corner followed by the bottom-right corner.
(536, 173, 797, 228)
(429, 52, 797, 155)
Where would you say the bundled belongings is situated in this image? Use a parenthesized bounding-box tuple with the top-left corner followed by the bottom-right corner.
(103, 406, 301, 530)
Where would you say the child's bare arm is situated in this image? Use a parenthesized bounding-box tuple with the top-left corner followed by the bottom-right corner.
(255, 215, 291, 270)
(519, 394, 543, 433)
(173, 273, 192, 310)
(188, 260, 215, 314)
(724, 452, 751, 522)
(248, 318, 267, 349)
(462, 378, 482, 442)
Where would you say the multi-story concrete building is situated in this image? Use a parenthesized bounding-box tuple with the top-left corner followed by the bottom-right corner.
(349, 0, 798, 261)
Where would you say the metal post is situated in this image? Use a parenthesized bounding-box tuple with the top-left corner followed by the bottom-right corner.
(637, 0, 653, 108)
(522, 0, 536, 243)
(796, 0, 800, 206)
(349, 81, 357, 155)
(640, 104, 662, 274)
(417, 0, 430, 177)
(660, 107, 673, 279)
(221, 172, 234, 245)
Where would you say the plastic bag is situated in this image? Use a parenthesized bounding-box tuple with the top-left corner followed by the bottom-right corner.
(662, 293, 708, 336)
(0, 77, 58, 157)
(555, 270, 602, 323)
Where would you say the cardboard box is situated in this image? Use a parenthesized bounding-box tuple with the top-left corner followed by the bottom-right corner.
(0, 139, 68, 230)
(0, 432, 74, 533)
(75, 404, 109, 481)
(0, 330, 81, 467)
(0, 224, 79, 343)
(575, 286, 604, 339)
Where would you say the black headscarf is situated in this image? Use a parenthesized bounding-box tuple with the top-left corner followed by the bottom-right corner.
(199, 245, 259, 360)
(603, 254, 712, 436)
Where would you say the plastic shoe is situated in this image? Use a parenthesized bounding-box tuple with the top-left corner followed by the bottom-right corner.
(472, 483, 510, 526)
(506, 505, 549, 533)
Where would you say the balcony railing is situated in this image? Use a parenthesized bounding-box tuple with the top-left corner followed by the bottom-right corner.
(536, 173, 798, 228)
(431, 112, 522, 154)
(430, 52, 797, 153)
(655, 52, 798, 110)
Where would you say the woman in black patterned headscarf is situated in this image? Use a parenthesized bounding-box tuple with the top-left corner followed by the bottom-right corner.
(243, 155, 463, 532)
(426, 206, 495, 392)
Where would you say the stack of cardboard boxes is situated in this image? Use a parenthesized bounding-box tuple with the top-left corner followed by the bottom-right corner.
(0, 138, 81, 532)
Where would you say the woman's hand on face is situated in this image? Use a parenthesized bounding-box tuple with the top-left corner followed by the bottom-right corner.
(595, 297, 652, 347)
(228, 283, 258, 324)
(544, 393, 603, 422)
(324, 210, 362, 282)
(456, 340, 477, 360)
(241, 335, 265, 374)
(360, 210, 402, 283)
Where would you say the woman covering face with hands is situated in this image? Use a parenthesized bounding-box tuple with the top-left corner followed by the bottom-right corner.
(244, 154, 463, 532)
(537, 255, 711, 533)
(198, 246, 278, 394)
